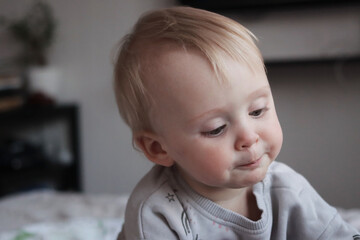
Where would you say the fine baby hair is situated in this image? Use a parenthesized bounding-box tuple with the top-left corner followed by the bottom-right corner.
(113, 6, 263, 134)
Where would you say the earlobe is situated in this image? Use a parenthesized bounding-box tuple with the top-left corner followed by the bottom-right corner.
(134, 132, 174, 167)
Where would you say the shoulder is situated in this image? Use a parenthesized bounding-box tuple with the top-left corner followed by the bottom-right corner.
(265, 161, 330, 208)
(124, 165, 176, 221)
(127, 165, 171, 207)
(266, 161, 310, 192)
(120, 165, 185, 239)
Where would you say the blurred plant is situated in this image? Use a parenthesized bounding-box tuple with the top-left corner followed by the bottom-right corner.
(1, 1, 56, 67)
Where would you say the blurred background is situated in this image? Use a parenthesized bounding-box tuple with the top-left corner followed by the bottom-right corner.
(0, 0, 359, 209)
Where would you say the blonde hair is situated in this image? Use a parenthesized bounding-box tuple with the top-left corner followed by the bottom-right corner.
(113, 6, 263, 133)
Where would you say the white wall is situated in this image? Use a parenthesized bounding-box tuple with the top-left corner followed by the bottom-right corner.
(226, 6, 360, 61)
(1, 1, 359, 208)
(270, 63, 360, 208)
(46, 0, 178, 194)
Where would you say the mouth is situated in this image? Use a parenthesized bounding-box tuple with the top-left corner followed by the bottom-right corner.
(237, 156, 262, 169)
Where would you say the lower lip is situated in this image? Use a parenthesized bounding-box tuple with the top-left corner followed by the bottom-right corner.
(237, 157, 262, 169)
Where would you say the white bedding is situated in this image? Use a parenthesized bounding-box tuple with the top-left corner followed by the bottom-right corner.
(0, 190, 359, 240)
(0, 190, 128, 239)
(0, 218, 123, 240)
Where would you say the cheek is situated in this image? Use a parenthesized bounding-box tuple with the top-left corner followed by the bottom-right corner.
(267, 119, 283, 159)
(178, 141, 231, 177)
(187, 143, 226, 166)
(201, 148, 228, 168)
(196, 145, 233, 180)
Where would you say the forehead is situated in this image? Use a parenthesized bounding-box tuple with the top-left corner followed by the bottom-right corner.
(141, 43, 265, 96)
(142, 45, 219, 104)
(142, 46, 268, 131)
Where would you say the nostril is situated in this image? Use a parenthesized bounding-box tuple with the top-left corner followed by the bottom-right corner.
(235, 136, 259, 151)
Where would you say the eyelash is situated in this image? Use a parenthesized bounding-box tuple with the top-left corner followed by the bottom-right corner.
(249, 107, 268, 118)
(202, 124, 227, 137)
(201, 107, 268, 137)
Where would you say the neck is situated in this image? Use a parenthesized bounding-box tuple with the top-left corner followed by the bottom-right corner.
(214, 187, 261, 220)
(189, 183, 262, 220)
(175, 167, 262, 220)
(188, 181, 261, 220)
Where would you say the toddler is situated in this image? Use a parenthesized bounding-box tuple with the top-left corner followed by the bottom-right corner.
(113, 6, 359, 240)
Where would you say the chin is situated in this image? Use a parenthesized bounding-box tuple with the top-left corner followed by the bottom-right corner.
(242, 168, 268, 187)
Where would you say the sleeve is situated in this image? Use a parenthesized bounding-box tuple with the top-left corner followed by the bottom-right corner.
(318, 212, 359, 240)
(269, 162, 359, 240)
(300, 181, 359, 240)
(294, 172, 359, 239)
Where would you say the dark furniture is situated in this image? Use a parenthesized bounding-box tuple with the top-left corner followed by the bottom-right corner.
(178, 0, 360, 11)
(0, 104, 81, 197)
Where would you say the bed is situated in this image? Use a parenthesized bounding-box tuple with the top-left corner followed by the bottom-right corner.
(0, 190, 128, 240)
(0, 190, 359, 240)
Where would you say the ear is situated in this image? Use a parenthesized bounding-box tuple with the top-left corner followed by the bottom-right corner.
(134, 131, 174, 167)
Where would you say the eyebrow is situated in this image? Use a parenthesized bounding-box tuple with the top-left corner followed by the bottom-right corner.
(246, 85, 271, 102)
(187, 85, 271, 124)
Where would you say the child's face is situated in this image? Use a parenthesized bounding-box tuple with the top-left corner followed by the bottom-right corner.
(145, 47, 283, 197)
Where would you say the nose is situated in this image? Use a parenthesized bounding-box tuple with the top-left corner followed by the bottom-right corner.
(234, 125, 259, 151)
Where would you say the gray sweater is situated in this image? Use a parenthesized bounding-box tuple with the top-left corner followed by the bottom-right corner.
(118, 162, 358, 240)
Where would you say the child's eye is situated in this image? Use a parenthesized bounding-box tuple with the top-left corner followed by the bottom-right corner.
(202, 124, 226, 137)
(249, 108, 267, 117)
